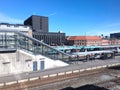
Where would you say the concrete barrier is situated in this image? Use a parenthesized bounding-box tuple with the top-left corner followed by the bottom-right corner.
(107, 63, 120, 67)
(86, 68, 92, 71)
(115, 63, 119, 65)
(6, 81, 17, 85)
(42, 75, 49, 78)
(91, 67, 97, 70)
(29, 77, 39, 81)
(49, 74, 57, 77)
(18, 79, 28, 83)
(66, 71, 72, 74)
(115, 63, 120, 66)
(58, 72, 65, 75)
(112, 64, 116, 66)
(73, 70, 79, 73)
(96, 66, 102, 69)
(117, 63, 120, 65)
(80, 69, 85, 72)
(108, 64, 112, 67)
(102, 65, 107, 68)
(0, 83, 4, 86)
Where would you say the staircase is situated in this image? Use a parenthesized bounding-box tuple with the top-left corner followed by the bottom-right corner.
(0, 30, 71, 62)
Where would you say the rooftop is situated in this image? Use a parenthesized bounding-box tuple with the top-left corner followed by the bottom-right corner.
(67, 36, 101, 40)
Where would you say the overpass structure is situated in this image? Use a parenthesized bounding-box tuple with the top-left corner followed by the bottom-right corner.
(0, 30, 70, 76)
(0, 30, 118, 73)
(0, 30, 119, 88)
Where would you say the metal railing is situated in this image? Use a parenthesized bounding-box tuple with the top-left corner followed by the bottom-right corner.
(0, 30, 116, 62)
(0, 30, 72, 62)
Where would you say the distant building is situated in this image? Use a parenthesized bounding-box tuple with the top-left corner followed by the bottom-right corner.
(110, 32, 120, 45)
(24, 15, 48, 32)
(24, 15, 66, 45)
(110, 39, 120, 45)
(33, 32, 66, 45)
(0, 23, 32, 36)
(101, 39, 110, 45)
(110, 32, 120, 39)
(67, 36, 101, 46)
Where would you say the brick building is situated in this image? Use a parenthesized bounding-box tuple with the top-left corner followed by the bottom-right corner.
(67, 36, 101, 46)
(101, 39, 110, 45)
(110, 39, 120, 45)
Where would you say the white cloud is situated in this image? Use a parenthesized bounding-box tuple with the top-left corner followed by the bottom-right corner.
(0, 13, 23, 24)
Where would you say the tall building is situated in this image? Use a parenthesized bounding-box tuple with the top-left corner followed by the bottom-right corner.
(24, 15, 48, 32)
(24, 15, 66, 45)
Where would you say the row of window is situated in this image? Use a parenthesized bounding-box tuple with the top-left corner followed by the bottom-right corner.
(33, 33, 64, 36)
(0, 25, 29, 28)
(74, 40, 101, 43)
(33, 34, 65, 45)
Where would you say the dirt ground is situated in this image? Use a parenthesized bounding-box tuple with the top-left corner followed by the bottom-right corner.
(29, 66, 120, 90)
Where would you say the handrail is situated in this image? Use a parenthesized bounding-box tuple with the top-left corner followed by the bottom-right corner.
(0, 30, 71, 61)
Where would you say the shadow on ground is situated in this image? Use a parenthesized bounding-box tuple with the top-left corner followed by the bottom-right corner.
(60, 84, 109, 90)
(108, 65, 120, 70)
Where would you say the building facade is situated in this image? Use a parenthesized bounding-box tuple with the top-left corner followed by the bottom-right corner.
(110, 32, 120, 39)
(24, 15, 48, 33)
(24, 15, 66, 45)
(67, 36, 101, 46)
(0, 23, 32, 36)
(33, 32, 66, 45)
(101, 39, 110, 45)
(110, 39, 120, 45)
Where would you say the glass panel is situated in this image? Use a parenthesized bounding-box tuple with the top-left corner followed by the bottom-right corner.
(0, 30, 76, 63)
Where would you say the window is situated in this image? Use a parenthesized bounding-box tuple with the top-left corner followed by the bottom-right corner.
(14, 25, 19, 28)
(23, 26, 27, 28)
(7, 25, 10, 27)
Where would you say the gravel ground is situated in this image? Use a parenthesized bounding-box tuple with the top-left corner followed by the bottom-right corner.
(28, 66, 120, 90)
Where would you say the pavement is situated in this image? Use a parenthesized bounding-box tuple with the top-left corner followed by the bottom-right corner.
(0, 56, 120, 83)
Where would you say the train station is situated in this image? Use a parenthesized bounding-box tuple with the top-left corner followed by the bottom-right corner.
(0, 15, 119, 90)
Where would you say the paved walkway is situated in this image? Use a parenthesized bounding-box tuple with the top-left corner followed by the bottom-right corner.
(0, 57, 120, 83)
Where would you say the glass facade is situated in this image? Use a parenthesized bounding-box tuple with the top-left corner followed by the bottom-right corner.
(0, 30, 72, 62)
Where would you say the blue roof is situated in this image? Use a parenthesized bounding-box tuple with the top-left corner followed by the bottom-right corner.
(53, 45, 101, 50)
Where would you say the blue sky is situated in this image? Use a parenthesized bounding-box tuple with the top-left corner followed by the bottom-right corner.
(0, 0, 120, 36)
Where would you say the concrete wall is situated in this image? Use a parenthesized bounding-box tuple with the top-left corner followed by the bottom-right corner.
(0, 50, 68, 76)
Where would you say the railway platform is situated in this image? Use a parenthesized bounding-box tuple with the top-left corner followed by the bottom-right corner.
(0, 56, 120, 87)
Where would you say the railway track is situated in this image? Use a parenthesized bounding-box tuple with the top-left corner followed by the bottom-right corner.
(94, 77, 120, 89)
(0, 66, 120, 90)
(0, 68, 106, 90)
